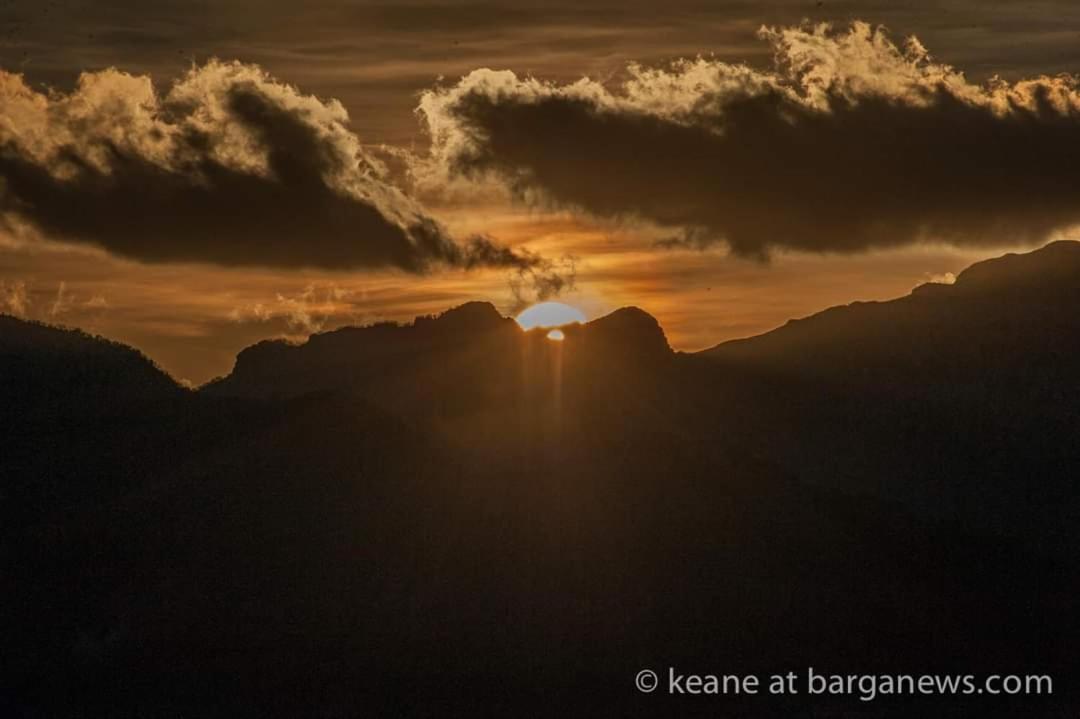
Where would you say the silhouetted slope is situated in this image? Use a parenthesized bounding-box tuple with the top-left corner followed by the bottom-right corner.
(704, 240, 1080, 375)
(699, 240, 1080, 553)
(568, 306, 671, 359)
(0, 315, 187, 528)
(0, 314, 182, 417)
(203, 301, 521, 413)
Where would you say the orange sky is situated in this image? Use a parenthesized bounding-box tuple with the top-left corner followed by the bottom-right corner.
(1, 1, 1076, 383)
(0, 206, 1010, 384)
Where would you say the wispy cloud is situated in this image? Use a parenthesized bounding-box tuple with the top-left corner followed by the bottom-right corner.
(228, 283, 358, 335)
(0, 279, 30, 317)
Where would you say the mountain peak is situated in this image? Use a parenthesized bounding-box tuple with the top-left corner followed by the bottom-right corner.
(416, 301, 511, 331)
(583, 306, 671, 358)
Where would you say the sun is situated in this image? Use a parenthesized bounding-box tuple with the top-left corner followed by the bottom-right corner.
(514, 302, 586, 331)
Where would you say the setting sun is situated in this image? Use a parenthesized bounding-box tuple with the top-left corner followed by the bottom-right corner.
(515, 302, 586, 330)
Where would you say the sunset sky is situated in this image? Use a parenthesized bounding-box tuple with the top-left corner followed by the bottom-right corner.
(3, 0, 1079, 384)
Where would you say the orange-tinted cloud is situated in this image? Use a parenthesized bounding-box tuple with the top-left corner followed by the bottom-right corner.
(417, 22, 1080, 257)
(0, 61, 550, 277)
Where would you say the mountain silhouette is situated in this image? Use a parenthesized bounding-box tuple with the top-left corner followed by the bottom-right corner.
(3, 242, 1079, 718)
(0, 318, 187, 530)
(204, 301, 671, 401)
(700, 240, 1080, 556)
(0, 315, 182, 414)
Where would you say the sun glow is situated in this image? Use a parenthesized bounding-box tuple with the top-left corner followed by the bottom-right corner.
(515, 302, 586, 330)
(546, 328, 565, 341)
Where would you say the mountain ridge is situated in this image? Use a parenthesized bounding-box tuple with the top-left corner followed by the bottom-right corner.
(703, 239, 1080, 359)
(4, 241, 1080, 717)
(6, 241, 1075, 394)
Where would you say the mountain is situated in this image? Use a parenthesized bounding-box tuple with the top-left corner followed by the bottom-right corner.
(203, 301, 672, 400)
(0, 316, 188, 528)
(704, 240, 1080, 383)
(0, 314, 183, 416)
(3, 244, 1079, 718)
(699, 240, 1080, 555)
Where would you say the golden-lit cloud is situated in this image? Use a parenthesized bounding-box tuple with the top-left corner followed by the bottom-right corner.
(0, 60, 556, 280)
(0, 278, 30, 317)
(417, 21, 1080, 257)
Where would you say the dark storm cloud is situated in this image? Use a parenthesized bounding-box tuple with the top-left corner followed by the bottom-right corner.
(418, 22, 1080, 257)
(0, 60, 543, 274)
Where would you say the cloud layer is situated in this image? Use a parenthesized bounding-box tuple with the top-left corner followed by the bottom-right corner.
(417, 21, 1080, 257)
(0, 60, 538, 273)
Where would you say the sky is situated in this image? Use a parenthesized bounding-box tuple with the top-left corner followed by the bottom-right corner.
(2, 0, 1080, 383)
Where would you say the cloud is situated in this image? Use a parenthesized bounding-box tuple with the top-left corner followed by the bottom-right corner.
(416, 21, 1080, 257)
(49, 280, 72, 317)
(0, 277, 110, 322)
(1, 279, 30, 317)
(923, 271, 957, 286)
(228, 283, 357, 335)
(0, 60, 542, 275)
(508, 254, 577, 313)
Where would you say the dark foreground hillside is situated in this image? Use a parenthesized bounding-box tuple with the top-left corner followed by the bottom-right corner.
(3, 243, 1080, 718)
